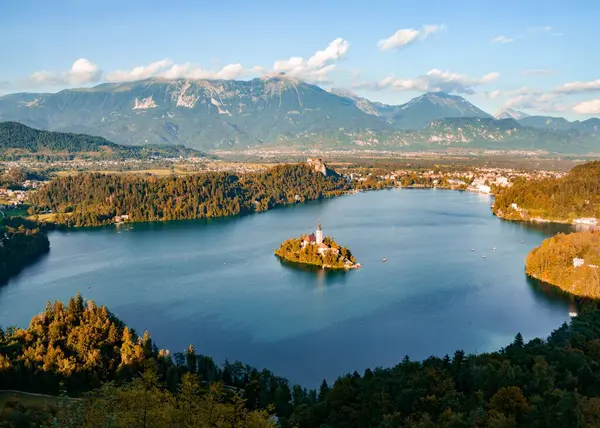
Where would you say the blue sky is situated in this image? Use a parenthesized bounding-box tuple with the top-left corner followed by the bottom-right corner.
(1, 0, 598, 119)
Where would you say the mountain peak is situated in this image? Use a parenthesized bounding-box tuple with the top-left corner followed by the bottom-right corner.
(494, 108, 530, 120)
(425, 91, 455, 98)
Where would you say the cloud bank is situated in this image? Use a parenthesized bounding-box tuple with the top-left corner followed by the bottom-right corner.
(377, 24, 444, 51)
(353, 69, 499, 95)
(27, 59, 102, 86)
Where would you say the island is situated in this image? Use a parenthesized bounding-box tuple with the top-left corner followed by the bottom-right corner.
(526, 230, 600, 298)
(274, 224, 360, 270)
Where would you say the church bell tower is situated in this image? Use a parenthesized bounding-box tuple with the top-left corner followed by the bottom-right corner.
(316, 223, 323, 245)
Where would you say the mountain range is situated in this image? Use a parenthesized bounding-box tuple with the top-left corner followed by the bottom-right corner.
(0, 75, 599, 154)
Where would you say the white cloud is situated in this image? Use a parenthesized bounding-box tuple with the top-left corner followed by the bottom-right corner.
(306, 38, 349, 68)
(162, 62, 246, 80)
(353, 69, 499, 95)
(521, 69, 553, 76)
(491, 35, 515, 44)
(106, 59, 174, 82)
(27, 59, 102, 86)
(554, 79, 600, 95)
(102, 38, 349, 85)
(377, 24, 444, 51)
(271, 38, 350, 83)
(502, 87, 566, 112)
(105, 59, 246, 82)
(573, 99, 600, 115)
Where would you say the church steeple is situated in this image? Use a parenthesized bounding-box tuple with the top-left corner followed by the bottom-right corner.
(316, 223, 323, 245)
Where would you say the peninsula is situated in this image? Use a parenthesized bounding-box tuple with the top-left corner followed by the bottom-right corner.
(526, 230, 600, 298)
(274, 224, 360, 270)
(493, 160, 600, 226)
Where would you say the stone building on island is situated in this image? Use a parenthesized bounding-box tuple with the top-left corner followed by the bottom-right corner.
(302, 224, 339, 255)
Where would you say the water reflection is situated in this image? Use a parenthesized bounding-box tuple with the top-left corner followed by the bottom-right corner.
(526, 276, 572, 308)
(512, 220, 573, 236)
(277, 258, 351, 289)
(524, 275, 598, 318)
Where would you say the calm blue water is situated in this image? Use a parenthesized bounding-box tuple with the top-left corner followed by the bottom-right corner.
(0, 189, 572, 386)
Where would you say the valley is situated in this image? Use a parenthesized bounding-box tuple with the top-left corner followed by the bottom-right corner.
(4, 2, 600, 427)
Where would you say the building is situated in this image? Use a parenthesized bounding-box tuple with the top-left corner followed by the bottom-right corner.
(303, 233, 316, 245)
(302, 224, 325, 247)
(573, 258, 585, 268)
(315, 224, 323, 245)
(574, 218, 598, 226)
(477, 184, 491, 194)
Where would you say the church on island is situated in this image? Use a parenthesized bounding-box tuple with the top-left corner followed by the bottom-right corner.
(302, 224, 339, 256)
(275, 223, 359, 270)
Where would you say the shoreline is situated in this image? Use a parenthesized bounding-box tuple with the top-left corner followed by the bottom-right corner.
(275, 255, 361, 271)
(493, 208, 599, 230)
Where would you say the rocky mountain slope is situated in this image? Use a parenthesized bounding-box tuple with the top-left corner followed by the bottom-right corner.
(1, 77, 599, 154)
(0, 77, 391, 150)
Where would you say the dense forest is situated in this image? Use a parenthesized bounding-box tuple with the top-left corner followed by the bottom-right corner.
(0, 295, 277, 426)
(493, 161, 600, 221)
(0, 217, 49, 285)
(29, 163, 352, 227)
(5, 295, 600, 426)
(274, 235, 357, 269)
(526, 230, 600, 298)
(0, 122, 203, 160)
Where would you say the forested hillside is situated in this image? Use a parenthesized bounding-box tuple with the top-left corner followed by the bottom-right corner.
(29, 163, 351, 227)
(526, 231, 600, 298)
(4, 295, 600, 426)
(493, 161, 600, 221)
(0, 121, 203, 159)
(0, 217, 49, 284)
(0, 295, 278, 426)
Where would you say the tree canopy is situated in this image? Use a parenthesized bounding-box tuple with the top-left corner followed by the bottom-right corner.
(274, 235, 357, 269)
(493, 161, 600, 221)
(0, 217, 49, 285)
(29, 164, 351, 227)
(0, 121, 202, 160)
(526, 230, 600, 298)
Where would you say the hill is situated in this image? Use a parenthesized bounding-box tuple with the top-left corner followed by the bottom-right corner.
(0, 121, 204, 159)
(1, 78, 600, 153)
(518, 116, 600, 135)
(28, 162, 351, 227)
(526, 230, 600, 298)
(0, 217, 49, 285)
(493, 160, 600, 221)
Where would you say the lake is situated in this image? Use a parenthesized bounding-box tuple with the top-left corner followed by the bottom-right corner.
(0, 189, 573, 386)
